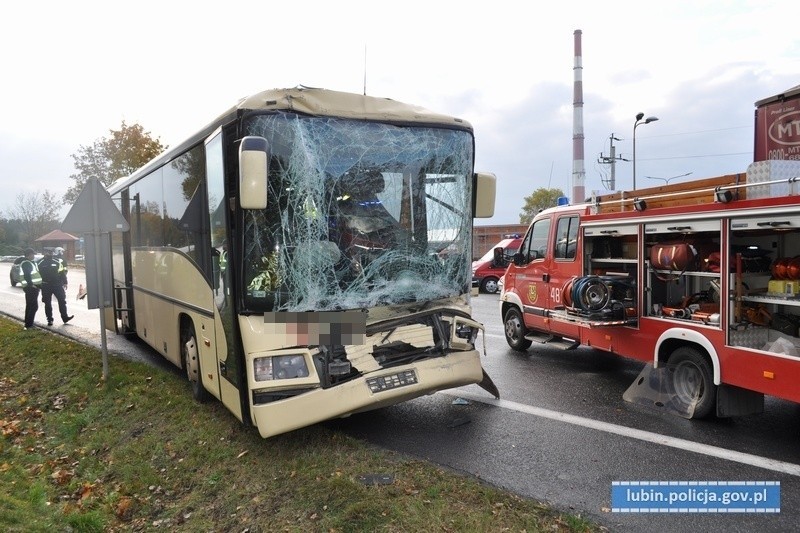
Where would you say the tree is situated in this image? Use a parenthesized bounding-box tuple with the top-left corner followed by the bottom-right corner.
(7, 191, 61, 245)
(519, 188, 565, 225)
(64, 121, 166, 203)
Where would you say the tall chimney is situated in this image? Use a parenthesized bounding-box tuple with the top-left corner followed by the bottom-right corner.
(572, 29, 586, 203)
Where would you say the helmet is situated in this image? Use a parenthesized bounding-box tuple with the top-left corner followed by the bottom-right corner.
(54, 247, 65, 257)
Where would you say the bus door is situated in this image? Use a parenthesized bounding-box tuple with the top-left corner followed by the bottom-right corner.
(109, 189, 136, 336)
(205, 129, 243, 421)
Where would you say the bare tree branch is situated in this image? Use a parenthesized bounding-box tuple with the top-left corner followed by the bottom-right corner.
(7, 190, 61, 245)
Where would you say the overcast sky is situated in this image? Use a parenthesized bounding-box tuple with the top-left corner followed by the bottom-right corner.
(1, 0, 797, 226)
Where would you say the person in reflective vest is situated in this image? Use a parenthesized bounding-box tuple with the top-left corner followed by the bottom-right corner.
(38, 249, 73, 326)
(20, 248, 42, 329)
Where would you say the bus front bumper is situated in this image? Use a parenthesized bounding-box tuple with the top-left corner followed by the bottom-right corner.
(250, 350, 484, 438)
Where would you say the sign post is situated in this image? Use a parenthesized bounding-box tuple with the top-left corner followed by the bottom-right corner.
(62, 178, 129, 381)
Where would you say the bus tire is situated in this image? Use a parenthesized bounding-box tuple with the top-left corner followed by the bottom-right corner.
(504, 307, 532, 351)
(480, 276, 500, 294)
(181, 320, 209, 403)
(668, 346, 716, 419)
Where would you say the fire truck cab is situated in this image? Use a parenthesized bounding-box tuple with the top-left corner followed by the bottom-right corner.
(501, 165, 800, 420)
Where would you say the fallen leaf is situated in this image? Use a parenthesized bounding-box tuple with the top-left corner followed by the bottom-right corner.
(51, 468, 74, 485)
(78, 483, 94, 500)
(114, 496, 133, 520)
(1, 419, 22, 436)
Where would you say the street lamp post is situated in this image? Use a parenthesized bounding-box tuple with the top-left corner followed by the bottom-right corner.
(633, 112, 659, 190)
(645, 172, 693, 186)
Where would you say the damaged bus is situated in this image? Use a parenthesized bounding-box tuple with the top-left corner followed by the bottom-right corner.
(107, 87, 498, 438)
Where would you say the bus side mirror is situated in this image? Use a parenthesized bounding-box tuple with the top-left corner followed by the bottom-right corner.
(473, 172, 496, 218)
(239, 136, 270, 209)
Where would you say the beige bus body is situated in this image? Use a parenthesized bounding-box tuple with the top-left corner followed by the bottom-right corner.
(108, 87, 496, 438)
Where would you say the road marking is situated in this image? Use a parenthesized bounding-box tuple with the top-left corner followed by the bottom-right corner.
(440, 389, 800, 477)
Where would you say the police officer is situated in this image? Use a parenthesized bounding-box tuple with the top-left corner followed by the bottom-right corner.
(20, 248, 42, 329)
(38, 249, 73, 326)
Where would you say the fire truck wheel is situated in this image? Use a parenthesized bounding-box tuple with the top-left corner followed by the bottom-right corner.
(669, 346, 715, 419)
(504, 307, 532, 351)
(481, 276, 500, 294)
(181, 319, 209, 403)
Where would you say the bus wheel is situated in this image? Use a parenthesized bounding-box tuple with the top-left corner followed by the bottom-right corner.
(668, 346, 715, 419)
(181, 321, 209, 403)
(481, 277, 500, 294)
(504, 307, 532, 351)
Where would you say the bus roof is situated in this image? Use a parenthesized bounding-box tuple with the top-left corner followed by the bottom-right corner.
(237, 86, 473, 129)
(109, 86, 473, 195)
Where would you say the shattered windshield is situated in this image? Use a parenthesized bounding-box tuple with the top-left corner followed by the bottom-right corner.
(242, 112, 474, 312)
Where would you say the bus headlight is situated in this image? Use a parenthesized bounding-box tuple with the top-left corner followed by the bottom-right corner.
(455, 324, 478, 344)
(253, 354, 310, 381)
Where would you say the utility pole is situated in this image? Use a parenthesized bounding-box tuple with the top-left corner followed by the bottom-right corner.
(597, 133, 628, 190)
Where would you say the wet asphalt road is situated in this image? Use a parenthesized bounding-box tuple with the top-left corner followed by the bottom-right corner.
(331, 292, 800, 533)
(1, 263, 798, 532)
(0, 262, 172, 370)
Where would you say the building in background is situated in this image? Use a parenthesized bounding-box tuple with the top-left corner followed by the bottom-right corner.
(35, 229, 80, 261)
(473, 224, 528, 260)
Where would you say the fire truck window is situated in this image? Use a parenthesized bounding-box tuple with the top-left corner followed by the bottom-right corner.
(555, 216, 578, 260)
(521, 219, 551, 261)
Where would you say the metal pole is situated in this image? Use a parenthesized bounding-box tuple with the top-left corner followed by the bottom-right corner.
(609, 138, 617, 190)
(633, 120, 640, 190)
(632, 129, 636, 190)
(632, 113, 658, 191)
(90, 181, 109, 381)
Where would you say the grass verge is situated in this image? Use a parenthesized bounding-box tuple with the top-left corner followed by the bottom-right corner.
(0, 316, 600, 532)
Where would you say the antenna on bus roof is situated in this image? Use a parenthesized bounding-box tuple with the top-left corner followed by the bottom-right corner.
(363, 44, 368, 95)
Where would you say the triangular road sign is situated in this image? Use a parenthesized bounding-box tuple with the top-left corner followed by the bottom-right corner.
(62, 178, 129, 233)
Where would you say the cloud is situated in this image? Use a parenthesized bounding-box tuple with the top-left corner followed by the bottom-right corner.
(0, 1, 797, 226)
(0, 134, 74, 214)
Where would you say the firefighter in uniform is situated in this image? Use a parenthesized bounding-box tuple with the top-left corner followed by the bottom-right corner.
(38, 249, 73, 326)
(20, 248, 42, 329)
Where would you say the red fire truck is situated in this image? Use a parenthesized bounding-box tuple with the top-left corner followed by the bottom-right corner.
(472, 235, 523, 294)
(500, 164, 800, 419)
